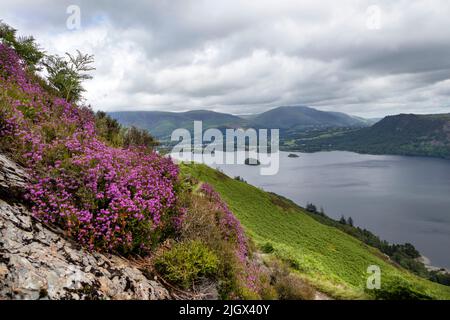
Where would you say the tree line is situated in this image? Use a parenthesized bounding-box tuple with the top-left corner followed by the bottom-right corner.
(305, 202, 450, 286)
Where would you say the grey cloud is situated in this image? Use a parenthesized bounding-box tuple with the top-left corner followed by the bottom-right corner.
(1, 0, 450, 117)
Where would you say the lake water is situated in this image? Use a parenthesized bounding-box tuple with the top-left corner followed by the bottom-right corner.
(174, 150, 450, 269)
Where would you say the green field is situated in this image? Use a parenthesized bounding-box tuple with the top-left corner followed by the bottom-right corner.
(181, 163, 450, 299)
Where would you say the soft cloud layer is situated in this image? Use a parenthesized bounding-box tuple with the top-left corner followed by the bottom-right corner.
(1, 0, 450, 117)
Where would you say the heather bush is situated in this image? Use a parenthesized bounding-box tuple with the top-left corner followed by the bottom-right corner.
(0, 42, 183, 254)
(268, 260, 315, 300)
(199, 183, 248, 260)
(274, 274, 315, 300)
(28, 144, 180, 253)
(155, 240, 219, 289)
(179, 191, 244, 297)
(256, 273, 278, 300)
(180, 194, 224, 246)
(178, 182, 276, 299)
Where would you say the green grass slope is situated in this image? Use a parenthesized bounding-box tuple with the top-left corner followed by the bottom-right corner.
(181, 163, 450, 300)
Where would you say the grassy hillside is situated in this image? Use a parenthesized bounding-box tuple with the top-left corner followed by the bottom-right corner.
(288, 113, 450, 159)
(181, 163, 450, 299)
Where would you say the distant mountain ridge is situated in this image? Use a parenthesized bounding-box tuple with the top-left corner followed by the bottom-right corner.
(109, 110, 247, 139)
(110, 108, 450, 159)
(251, 106, 367, 129)
(110, 106, 369, 140)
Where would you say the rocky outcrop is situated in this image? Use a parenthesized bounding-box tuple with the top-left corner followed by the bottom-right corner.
(0, 154, 27, 200)
(0, 153, 170, 300)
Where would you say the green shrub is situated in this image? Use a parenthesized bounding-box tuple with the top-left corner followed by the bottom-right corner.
(428, 270, 450, 286)
(370, 277, 433, 300)
(155, 240, 219, 289)
(122, 126, 159, 149)
(261, 242, 275, 254)
(43, 50, 95, 103)
(0, 21, 44, 71)
(94, 111, 123, 147)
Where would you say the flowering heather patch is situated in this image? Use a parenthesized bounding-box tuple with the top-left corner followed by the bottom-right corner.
(199, 183, 263, 297)
(28, 143, 180, 252)
(200, 183, 248, 260)
(0, 43, 182, 253)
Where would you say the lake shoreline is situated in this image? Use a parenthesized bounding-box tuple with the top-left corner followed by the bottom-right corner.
(279, 147, 450, 162)
(419, 256, 450, 273)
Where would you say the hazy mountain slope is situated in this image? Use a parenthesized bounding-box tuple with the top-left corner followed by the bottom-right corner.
(251, 106, 367, 129)
(181, 163, 450, 300)
(109, 107, 369, 142)
(292, 113, 450, 158)
(109, 110, 248, 139)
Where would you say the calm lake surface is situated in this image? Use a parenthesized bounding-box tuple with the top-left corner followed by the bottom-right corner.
(176, 151, 450, 269)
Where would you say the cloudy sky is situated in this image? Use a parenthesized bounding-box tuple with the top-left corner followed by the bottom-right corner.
(1, 0, 450, 117)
